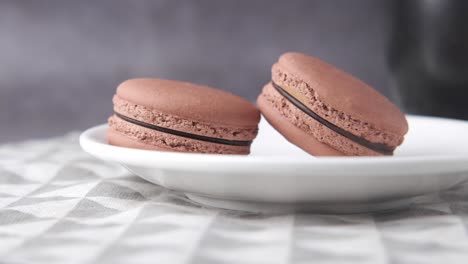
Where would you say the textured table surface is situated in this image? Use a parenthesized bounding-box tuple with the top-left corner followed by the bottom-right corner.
(1, 134, 468, 264)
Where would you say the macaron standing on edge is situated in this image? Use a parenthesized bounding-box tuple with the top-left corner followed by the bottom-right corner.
(257, 52, 408, 156)
(108, 78, 261, 155)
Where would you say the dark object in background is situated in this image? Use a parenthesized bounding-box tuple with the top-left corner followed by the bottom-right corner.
(389, 0, 468, 119)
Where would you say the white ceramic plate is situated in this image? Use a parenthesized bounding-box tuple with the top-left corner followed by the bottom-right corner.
(80, 115, 468, 213)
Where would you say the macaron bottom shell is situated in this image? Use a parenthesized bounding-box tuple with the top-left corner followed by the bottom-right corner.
(108, 115, 251, 155)
(257, 83, 383, 156)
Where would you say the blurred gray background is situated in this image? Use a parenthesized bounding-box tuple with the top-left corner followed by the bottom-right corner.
(0, 0, 392, 143)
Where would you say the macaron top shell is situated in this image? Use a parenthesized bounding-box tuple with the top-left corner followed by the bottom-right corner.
(116, 78, 260, 127)
(275, 52, 408, 135)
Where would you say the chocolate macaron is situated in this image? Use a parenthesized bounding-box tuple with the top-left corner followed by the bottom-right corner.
(257, 52, 408, 156)
(108, 79, 260, 154)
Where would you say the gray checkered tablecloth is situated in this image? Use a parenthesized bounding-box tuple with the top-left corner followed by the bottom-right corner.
(1, 134, 468, 264)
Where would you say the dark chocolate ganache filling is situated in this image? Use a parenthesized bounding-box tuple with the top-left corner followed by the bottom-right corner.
(114, 112, 252, 147)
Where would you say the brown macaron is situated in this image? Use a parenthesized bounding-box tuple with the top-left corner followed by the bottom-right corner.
(257, 52, 408, 156)
(108, 78, 260, 154)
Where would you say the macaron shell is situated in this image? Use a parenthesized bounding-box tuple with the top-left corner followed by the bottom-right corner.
(108, 128, 183, 152)
(277, 52, 408, 136)
(257, 83, 382, 156)
(257, 92, 343, 156)
(108, 116, 250, 154)
(271, 66, 403, 149)
(116, 79, 260, 127)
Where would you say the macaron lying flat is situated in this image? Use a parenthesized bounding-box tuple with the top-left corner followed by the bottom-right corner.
(108, 79, 260, 154)
(257, 52, 408, 156)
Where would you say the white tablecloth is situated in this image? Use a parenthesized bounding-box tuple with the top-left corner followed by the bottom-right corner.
(1, 134, 468, 264)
